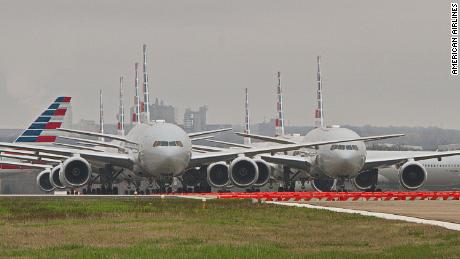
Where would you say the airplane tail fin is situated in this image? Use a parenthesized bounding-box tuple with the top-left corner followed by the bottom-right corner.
(275, 71, 285, 136)
(15, 96, 72, 143)
(117, 76, 125, 136)
(244, 88, 251, 144)
(314, 56, 325, 128)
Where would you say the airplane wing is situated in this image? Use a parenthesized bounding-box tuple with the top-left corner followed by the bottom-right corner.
(57, 128, 138, 145)
(362, 150, 460, 170)
(189, 134, 404, 167)
(236, 132, 405, 145)
(188, 128, 232, 139)
(192, 145, 227, 152)
(205, 139, 251, 149)
(0, 160, 52, 170)
(235, 132, 297, 144)
(259, 154, 312, 170)
(58, 136, 122, 149)
(0, 142, 134, 169)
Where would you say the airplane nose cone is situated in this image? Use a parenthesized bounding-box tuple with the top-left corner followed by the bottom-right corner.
(320, 152, 363, 178)
(153, 148, 189, 175)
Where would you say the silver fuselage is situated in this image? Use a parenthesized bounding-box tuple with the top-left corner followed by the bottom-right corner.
(368, 151, 460, 191)
(301, 127, 367, 179)
(127, 123, 192, 178)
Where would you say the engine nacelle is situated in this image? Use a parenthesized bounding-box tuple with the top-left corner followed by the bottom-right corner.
(59, 157, 92, 187)
(253, 159, 271, 187)
(399, 161, 427, 190)
(50, 165, 66, 189)
(207, 162, 230, 188)
(229, 157, 259, 188)
(311, 178, 335, 192)
(352, 169, 378, 191)
(36, 169, 55, 192)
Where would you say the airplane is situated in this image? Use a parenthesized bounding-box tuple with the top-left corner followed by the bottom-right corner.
(0, 47, 405, 194)
(0, 96, 72, 191)
(232, 56, 460, 191)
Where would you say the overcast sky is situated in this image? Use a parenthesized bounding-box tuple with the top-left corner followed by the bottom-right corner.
(0, 0, 457, 128)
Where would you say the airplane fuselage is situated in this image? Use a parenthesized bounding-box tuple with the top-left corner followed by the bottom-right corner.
(302, 127, 366, 179)
(127, 123, 192, 178)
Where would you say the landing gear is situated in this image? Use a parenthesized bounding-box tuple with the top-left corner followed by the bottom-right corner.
(336, 177, 347, 192)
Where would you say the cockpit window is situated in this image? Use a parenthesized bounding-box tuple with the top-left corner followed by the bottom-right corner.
(330, 144, 359, 151)
(153, 141, 184, 147)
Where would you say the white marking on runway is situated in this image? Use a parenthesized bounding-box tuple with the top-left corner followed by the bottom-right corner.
(266, 201, 460, 232)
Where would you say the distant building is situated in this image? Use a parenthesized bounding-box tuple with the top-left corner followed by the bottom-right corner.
(438, 144, 460, 151)
(150, 98, 176, 123)
(130, 98, 176, 124)
(183, 106, 208, 132)
(73, 119, 99, 133)
(255, 118, 276, 137)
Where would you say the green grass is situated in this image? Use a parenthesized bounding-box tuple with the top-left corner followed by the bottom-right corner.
(0, 197, 459, 258)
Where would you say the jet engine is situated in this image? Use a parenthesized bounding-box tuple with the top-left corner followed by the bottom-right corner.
(253, 159, 271, 187)
(50, 165, 66, 189)
(352, 169, 378, 191)
(399, 161, 427, 190)
(206, 162, 230, 188)
(311, 178, 335, 192)
(36, 169, 54, 192)
(59, 157, 92, 187)
(229, 157, 259, 188)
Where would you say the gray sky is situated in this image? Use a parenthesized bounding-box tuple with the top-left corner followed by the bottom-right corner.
(0, 0, 458, 128)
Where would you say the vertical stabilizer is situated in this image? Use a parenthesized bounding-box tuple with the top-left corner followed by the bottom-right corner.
(15, 97, 72, 143)
(275, 71, 285, 136)
(118, 76, 125, 136)
(142, 44, 151, 123)
(99, 89, 105, 142)
(315, 56, 325, 128)
(244, 88, 251, 144)
(99, 89, 104, 134)
(133, 62, 141, 124)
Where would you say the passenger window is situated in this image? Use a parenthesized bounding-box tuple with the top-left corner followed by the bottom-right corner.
(160, 141, 169, 146)
(153, 141, 160, 147)
(169, 141, 176, 146)
(176, 141, 183, 147)
(338, 145, 345, 150)
(346, 145, 352, 150)
(330, 145, 337, 150)
(352, 145, 359, 150)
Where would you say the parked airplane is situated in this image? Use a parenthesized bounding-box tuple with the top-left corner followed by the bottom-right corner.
(0, 47, 405, 193)
(235, 56, 460, 191)
(0, 96, 72, 189)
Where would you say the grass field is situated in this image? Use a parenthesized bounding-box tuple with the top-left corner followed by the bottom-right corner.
(0, 197, 460, 258)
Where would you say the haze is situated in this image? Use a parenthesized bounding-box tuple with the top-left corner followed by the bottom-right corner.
(0, 0, 457, 128)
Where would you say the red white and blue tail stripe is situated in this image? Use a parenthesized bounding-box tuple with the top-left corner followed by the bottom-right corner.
(14, 96, 71, 143)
